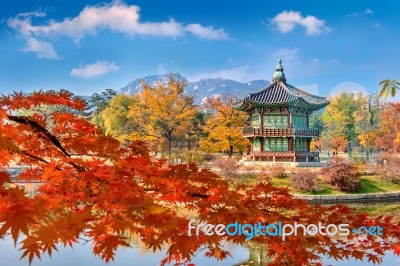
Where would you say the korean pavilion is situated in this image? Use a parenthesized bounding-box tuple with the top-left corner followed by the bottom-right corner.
(233, 59, 329, 165)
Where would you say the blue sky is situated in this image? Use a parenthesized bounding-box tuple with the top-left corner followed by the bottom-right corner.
(0, 0, 399, 98)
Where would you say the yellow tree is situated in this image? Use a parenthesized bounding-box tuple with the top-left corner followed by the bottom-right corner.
(321, 92, 357, 155)
(128, 76, 197, 153)
(199, 95, 249, 157)
(101, 94, 141, 142)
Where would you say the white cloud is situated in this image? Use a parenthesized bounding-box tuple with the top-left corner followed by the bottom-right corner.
(270, 10, 331, 35)
(7, 1, 229, 58)
(185, 24, 230, 40)
(347, 8, 374, 17)
(23, 37, 60, 59)
(272, 47, 301, 64)
(188, 65, 250, 82)
(70, 61, 120, 79)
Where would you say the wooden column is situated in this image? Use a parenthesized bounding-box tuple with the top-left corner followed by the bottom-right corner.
(288, 137, 293, 151)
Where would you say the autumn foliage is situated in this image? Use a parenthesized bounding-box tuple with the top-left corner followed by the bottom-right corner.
(290, 169, 320, 192)
(199, 95, 250, 157)
(321, 157, 361, 192)
(0, 91, 399, 265)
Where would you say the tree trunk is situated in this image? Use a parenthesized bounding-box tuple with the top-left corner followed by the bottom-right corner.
(194, 134, 198, 151)
(167, 138, 172, 156)
(167, 131, 173, 158)
(229, 145, 233, 158)
(347, 141, 352, 156)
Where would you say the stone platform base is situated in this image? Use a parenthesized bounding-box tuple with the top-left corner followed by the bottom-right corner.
(240, 161, 321, 168)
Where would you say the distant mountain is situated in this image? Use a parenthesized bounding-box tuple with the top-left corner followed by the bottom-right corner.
(119, 74, 270, 104)
(119, 73, 188, 95)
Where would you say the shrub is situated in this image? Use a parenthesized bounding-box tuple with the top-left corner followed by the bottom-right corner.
(321, 157, 360, 192)
(181, 150, 206, 167)
(379, 154, 400, 184)
(290, 169, 319, 192)
(266, 165, 288, 178)
(350, 153, 368, 165)
(236, 172, 259, 183)
(212, 156, 238, 178)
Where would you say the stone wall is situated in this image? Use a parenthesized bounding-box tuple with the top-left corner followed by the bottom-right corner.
(294, 192, 400, 203)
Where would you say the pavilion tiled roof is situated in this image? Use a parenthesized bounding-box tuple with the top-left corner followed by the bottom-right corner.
(233, 59, 329, 110)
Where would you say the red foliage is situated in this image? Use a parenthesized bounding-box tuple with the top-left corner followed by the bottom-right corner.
(266, 165, 288, 178)
(290, 169, 319, 192)
(212, 156, 238, 178)
(321, 157, 360, 191)
(378, 153, 400, 184)
(0, 91, 399, 265)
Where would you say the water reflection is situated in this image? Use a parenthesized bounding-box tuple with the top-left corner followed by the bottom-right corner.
(1, 180, 399, 265)
(1, 235, 399, 266)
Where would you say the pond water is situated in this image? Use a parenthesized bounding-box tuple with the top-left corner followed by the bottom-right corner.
(1, 182, 399, 265)
(1, 234, 399, 266)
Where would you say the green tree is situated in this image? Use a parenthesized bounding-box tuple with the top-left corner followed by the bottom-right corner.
(186, 111, 209, 150)
(321, 92, 357, 154)
(89, 89, 117, 129)
(101, 94, 139, 142)
(353, 93, 382, 159)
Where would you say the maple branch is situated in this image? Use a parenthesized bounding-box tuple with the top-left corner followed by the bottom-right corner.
(21, 151, 50, 165)
(143, 187, 210, 199)
(187, 192, 209, 198)
(8, 115, 69, 156)
(7, 115, 85, 173)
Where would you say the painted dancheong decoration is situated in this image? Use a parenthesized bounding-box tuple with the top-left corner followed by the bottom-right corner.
(233, 59, 329, 164)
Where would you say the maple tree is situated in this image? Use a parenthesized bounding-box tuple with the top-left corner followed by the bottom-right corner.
(375, 103, 400, 152)
(0, 90, 399, 265)
(199, 94, 250, 157)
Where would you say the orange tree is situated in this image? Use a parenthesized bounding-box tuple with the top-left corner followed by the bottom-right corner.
(0, 90, 399, 265)
(375, 103, 400, 152)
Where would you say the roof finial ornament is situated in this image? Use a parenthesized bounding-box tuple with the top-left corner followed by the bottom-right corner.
(272, 58, 286, 83)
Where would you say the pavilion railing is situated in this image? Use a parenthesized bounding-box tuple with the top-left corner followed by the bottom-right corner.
(242, 127, 319, 137)
(245, 151, 319, 157)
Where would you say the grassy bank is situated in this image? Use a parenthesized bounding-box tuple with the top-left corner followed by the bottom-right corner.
(237, 174, 400, 195)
